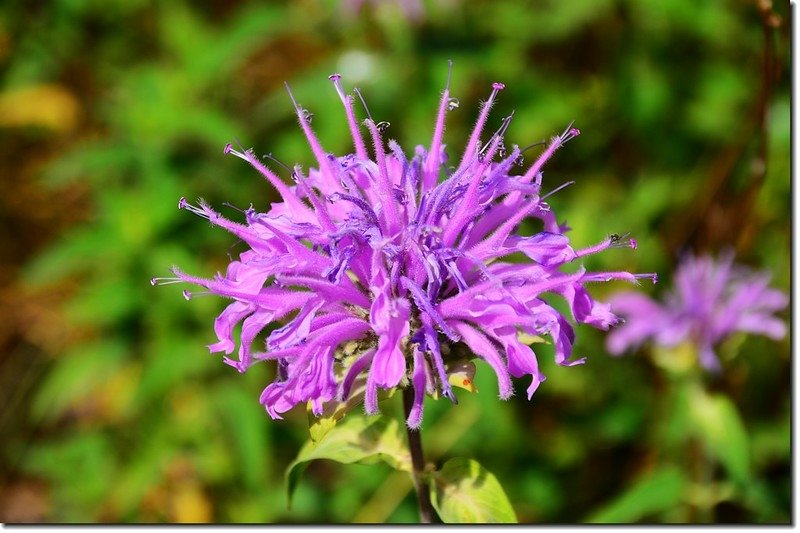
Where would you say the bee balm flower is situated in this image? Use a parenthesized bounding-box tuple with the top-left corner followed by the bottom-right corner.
(154, 66, 655, 427)
(606, 252, 787, 371)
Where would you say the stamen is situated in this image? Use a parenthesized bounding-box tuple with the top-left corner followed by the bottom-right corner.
(221, 202, 247, 215)
(223, 138, 320, 224)
(291, 166, 337, 231)
(364, 118, 401, 231)
(629, 272, 658, 284)
(446, 59, 454, 91)
(460, 80, 506, 166)
(330, 74, 369, 159)
(575, 232, 639, 259)
(478, 111, 515, 161)
(582, 271, 659, 285)
(328, 73, 345, 100)
(353, 88, 374, 122)
(285, 82, 343, 195)
(177, 197, 211, 219)
(422, 60, 455, 191)
(540, 180, 575, 201)
(608, 233, 638, 250)
(520, 121, 581, 185)
(442, 112, 515, 247)
(560, 121, 580, 143)
(263, 153, 293, 174)
(284, 81, 301, 113)
(150, 276, 182, 286)
(224, 137, 252, 162)
(521, 141, 547, 153)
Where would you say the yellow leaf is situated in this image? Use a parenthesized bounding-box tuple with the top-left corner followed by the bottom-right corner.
(0, 84, 80, 132)
(170, 482, 212, 523)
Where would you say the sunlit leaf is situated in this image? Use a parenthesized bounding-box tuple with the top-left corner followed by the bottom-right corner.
(429, 457, 517, 523)
(286, 413, 411, 507)
(307, 362, 368, 444)
(307, 347, 399, 443)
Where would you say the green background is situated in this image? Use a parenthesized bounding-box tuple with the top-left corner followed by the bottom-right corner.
(0, 0, 790, 523)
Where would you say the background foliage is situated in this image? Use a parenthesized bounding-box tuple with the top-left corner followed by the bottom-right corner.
(0, 0, 790, 523)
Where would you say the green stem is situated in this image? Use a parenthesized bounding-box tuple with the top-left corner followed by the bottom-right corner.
(402, 387, 437, 524)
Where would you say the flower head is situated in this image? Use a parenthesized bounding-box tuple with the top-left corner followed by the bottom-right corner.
(606, 251, 788, 371)
(343, 0, 424, 21)
(154, 65, 655, 427)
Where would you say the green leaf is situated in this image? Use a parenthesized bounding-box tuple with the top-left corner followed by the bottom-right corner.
(586, 466, 686, 523)
(30, 341, 127, 423)
(429, 457, 517, 523)
(23, 431, 117, 521)
(216, 383, 270, 489)
(307, 368, 395, 444)
(688, 387, 751, 484)
(286, 413, 411, 508)
(307, 356, 368, 444)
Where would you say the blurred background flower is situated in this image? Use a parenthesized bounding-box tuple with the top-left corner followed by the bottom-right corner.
(607, 251, 788, 371)
(0, 0, 789, 524)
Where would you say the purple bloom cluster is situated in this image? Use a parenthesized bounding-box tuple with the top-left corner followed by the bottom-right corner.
(154, 67, 655, 427)
(343, 0, 424, 21)
(606, 252, 788, 371)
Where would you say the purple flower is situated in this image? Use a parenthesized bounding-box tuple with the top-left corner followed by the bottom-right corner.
(606, 252, 788, 371)
(154, 66, 655, 427)
(343, 0, 424, 21)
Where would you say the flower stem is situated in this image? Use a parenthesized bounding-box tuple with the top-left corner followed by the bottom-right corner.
(402, 387, 437, 524)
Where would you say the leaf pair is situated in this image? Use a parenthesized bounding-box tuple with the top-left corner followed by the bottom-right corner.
(286, 412, 517, 523)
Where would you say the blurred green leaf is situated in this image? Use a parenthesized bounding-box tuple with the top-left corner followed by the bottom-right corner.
(24, 227, 111, 285)
(107, 424, 173, 518)
(216, 383, 270, 489)
(24, 431, 117, 521)
(586, 466, 686, 523)
(134, 334, 216, 407)
(286, 413, 411, 507)
(430, 457, 517, 524)
(30, 340, 127, 423)
(688, 386, 751, 484)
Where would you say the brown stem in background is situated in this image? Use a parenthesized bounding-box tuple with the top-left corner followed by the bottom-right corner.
(663, 0, 781, 255)
(402, 387, 437, 524)
(733, 0, 781, 250)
